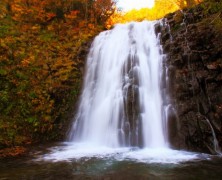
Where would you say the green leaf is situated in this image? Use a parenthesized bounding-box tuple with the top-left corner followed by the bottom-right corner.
(0, 69, 7, 76)
(26, 117, 37, 124)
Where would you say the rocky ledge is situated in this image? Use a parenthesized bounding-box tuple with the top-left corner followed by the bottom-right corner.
(159, 5, 222, 154)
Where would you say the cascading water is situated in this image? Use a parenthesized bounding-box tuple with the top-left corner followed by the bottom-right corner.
(41, 21, 202, 163)
(68, 21, 168, 149)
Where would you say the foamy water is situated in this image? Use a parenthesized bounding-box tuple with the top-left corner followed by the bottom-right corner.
(39, 142, 209, 164)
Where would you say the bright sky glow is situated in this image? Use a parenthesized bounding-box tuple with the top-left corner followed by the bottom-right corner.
(117, 0, 155, 11)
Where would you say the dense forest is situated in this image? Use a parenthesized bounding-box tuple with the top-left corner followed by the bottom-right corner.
(0, 0, 116, 156)
(0, 0, 221, 156)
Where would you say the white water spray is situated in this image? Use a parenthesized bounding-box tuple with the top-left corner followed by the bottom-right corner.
(69, 21, 168, 148)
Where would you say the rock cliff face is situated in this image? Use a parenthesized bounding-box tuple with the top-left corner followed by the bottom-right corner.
(159, 6, 222, 154)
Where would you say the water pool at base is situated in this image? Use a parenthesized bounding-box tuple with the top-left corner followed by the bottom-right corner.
(1, 142, 222, 180)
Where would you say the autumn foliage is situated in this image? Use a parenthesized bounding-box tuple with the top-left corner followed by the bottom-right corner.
(0, 0, 115, 149)
(106, 0, 202, 28)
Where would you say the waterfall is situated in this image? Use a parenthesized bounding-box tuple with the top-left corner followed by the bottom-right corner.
(205, 118, 221, 154)
(68, 21, 168, 149)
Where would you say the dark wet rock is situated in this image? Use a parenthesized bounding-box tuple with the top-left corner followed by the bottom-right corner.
(155, 23, 161, 34)
(160, 5, 222, 154)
